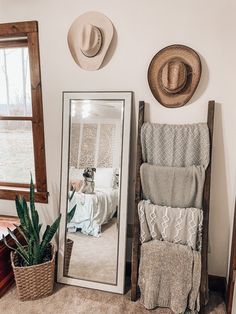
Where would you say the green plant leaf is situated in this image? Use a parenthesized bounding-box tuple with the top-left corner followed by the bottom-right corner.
(38, 223, 43, 234)
(40, 215, 61, 254)
(13, 224, 29, 244)
(42, 225, 50, 241)
(28, 238, 34, 265)
(15, 196, 27, 229)
(67, 204, 77, 223)
(30, 175, 35, 212)
(6, 228, 29, 261)
(29, 176, 40, 240)
(2, 235, 17, 252)
(31, 210, 40, 241)
(15, 248, 29, 266)
(17, 223, 30, 241)
(21, 197, 39, 243)
(33, 241, 42, 264)
(3, 235, 28, 265)
(18, 197, 32, 233)
(69, 189, 76, 202)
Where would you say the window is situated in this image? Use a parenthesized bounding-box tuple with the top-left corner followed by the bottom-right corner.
(0, 21, 48, 203)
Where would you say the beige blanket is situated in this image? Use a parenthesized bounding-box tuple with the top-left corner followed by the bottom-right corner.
(138, 200, 203, 251)
(140, 163, 205, 209)
(139, 240, 201, 313)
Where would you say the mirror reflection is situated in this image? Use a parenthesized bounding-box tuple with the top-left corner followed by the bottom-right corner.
(64, 99, 123, 284)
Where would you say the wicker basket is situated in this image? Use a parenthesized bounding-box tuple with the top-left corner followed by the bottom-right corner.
(11, 245, 55, 301)
(64, 238, 73, 276)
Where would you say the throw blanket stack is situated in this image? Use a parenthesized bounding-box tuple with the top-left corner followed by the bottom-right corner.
(138, 123, 210, 314)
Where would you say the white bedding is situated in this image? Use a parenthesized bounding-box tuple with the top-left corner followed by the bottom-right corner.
(67, 188, 118, 237)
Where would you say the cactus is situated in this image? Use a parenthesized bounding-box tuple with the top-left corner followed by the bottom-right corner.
(3, 176, 61, 266)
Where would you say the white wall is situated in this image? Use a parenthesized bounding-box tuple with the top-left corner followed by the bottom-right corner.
(0, 0, 236, 281)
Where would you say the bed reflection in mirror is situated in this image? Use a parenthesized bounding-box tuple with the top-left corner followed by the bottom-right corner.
(64, 99, 123, 284)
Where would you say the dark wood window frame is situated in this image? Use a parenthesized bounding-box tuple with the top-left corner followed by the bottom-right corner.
(0, 21, 48, 203)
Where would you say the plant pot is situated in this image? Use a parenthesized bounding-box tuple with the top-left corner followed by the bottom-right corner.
(64, 238, 74, 276)
(11, 244, 55, 301)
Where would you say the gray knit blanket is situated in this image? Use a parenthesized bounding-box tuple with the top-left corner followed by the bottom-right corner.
(139, 240, 201, 313)
(141, 123, 210, 169)
(138, 200, 203, 251)
(140, 163, 205, 209)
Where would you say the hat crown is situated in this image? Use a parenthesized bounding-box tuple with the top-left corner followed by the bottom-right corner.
(79, 24, 102, 57)
(161, 60, 187, 94)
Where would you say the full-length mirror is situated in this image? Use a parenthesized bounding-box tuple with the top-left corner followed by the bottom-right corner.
(58, 92, 132, 293)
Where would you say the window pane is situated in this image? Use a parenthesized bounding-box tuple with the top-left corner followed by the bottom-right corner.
(0, 121, 35, 183)
(0, 47, 32, 116)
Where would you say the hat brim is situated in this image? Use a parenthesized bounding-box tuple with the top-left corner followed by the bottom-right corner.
(148, 45, 202, 108)
(68, 11, 113, 71)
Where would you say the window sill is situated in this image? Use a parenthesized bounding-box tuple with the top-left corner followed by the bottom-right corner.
(0, 187, 48, 203)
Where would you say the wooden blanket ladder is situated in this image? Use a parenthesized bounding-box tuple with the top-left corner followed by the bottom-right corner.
(131, 100, 215, 313)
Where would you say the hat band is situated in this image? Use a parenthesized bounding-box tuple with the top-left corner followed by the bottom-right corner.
(160, 59, 188, 94)
(81, 27, 103, 58)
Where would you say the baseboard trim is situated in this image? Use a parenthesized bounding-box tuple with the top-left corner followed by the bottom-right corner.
(126, 262, 226, 300)
(126, 261, 132, 277)
(208, 275, 227, 300)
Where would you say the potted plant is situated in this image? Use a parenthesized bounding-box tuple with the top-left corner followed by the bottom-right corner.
(64, 189, 77, 276)
(3, 177, 61, 301)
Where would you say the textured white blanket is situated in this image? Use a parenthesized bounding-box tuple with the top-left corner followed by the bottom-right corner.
(68, 188, 118, 236)
(138, 200, 203, 251)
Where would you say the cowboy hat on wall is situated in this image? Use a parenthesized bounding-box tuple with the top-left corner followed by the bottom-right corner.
(148, 44, 202, 108)
(68, 11, 114, 71)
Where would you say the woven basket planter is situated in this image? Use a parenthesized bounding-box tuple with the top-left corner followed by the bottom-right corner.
(11, 245, 55, 301)
(64, 238, 73, 276)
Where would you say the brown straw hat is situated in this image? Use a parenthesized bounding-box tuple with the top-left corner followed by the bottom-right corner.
(148, 45, 202, 108)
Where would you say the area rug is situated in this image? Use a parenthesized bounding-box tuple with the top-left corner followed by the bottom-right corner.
(0, 284, 226, 314)
(67, 218, 118, 284)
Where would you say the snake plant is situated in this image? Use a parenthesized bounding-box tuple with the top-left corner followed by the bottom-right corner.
(3, 177, 61, 266)
(67, 189, 76, 223)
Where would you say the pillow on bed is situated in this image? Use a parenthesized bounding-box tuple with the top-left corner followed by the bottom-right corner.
(95, 168, 114, 188)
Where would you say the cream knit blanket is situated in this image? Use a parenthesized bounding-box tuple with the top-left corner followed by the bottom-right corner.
(139, 240, 201, 313)
(140, 163, 205, 209)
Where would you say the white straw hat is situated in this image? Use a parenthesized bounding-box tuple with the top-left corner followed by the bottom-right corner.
(68, 11, 114, 71)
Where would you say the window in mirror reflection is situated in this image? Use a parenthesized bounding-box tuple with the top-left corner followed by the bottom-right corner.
(65, 99, 123, 284)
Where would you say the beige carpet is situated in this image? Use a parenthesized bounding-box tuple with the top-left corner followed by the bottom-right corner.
(67, 218, 118, 284)
(0, 284, 226, 314)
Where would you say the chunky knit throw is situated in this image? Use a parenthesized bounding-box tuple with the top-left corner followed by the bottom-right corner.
(139, 240, 201, 313)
